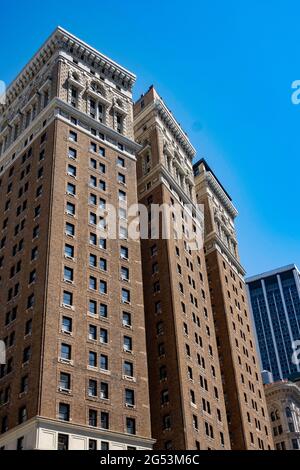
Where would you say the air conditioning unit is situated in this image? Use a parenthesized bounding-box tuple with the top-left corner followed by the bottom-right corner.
(123, 348, 132, 354)
(121, 275, 129, 282)
(125, 403, 135, 409)
(123, 375, 136, 382)
(62, 303, 72, 309)
(59, 387, 71, 393)
(123, 323, 131, 329)
(65, 232, 75, 238)
(61, 329, 72, 335)
(59, 357, 72, 364)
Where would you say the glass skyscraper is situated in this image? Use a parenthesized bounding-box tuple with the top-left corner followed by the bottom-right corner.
(246, 265, 300, 381)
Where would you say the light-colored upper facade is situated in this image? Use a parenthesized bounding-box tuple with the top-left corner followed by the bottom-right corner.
(0, 26, 139, 175)
(0, 27, 153, 451)
(246, 265, 300, 382)
(265, 378, 300, 450)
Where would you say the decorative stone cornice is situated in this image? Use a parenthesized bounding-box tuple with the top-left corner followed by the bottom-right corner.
(155, 98, 196, 161)
(2, 26, 136, 111)
(204, 172, 238, 219)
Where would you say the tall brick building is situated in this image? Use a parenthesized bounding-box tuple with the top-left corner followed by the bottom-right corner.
(193, 159, 273, 450)
(133, 87, 230, 450)
(0, 27, 153, 450)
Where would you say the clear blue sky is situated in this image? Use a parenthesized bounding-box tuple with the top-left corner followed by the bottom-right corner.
(1, 0, 299, 276)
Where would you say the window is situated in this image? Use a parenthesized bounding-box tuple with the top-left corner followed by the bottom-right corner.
(120, 246, 128, 259)
(192, 415, 198, 430)
(69, 131, 77, 142)
(101, 412, 109, 429)
(119, 190, 126, 201)
(23, 346, 31, 363)
(65, 244, 74, 258)
(66, 201, 75, 216)
(161, 389, 169, 405)
(67, 164, 76, 177)
(124, 361, 133, 377)
(67, 182, 76, 195)
(100, 382, 109, 399)
(63, 291, 73, 306)
(125, 389, 135, 406)
(90, 232, 97, 245)
(100, 280, 107, 294)
(89, 325, 97, 341)
(64, 266, 73, 282)
(59, 403, 70, 421)
(20, 375, 29, 394)
(126, 417, 136, 435)
(62, 316, 72, 333)
(99, 238, 106, 250)
(90, 157, 97, 168)
(88, 379, 97, 397)
(122, 312, 131, 327)
(99, 147, 105, 157)
(121, 266, 129, 281)
(60, 372, 71, 390)
(90, 175, 97, 187)
(99, 180, 106, 191)
(18, 406, 27, 424)
(90, 142, 97, 153)
(89, 409, 97, 427)
(65, 222, 75, 236)
(124, 336, 132, 352)
(122, 288, 130, 304)
(100, 303, 108, 318)
(100, 328, 108, 344)
(89, 212, 97, 225)
(101, 442, 109, 450)
(89, 351, 97, 368)
(100, 354, 108, 370)
(61, 343, 71, 360)
(68, 148, 77, 159)
(117, 156, 125, 167)
(58, 434, 69, 450)
(17, 436, 24, 450)
(159, 366, 167, 380)
(89, 439, 97, 451)
(99, 258, 107, 271)
(89, 276, 97, 290)
(163, 415, 171, 430)
(118, 173, 126, 184)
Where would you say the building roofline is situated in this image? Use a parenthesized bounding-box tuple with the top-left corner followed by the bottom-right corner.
(5, 26, 136, 104)
(246, 264, 299, 283)
(134, 86, 196, 160)
(193, 158, 232, 201)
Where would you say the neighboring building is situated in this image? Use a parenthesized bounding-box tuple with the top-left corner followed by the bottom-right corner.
(193, 159, 273, 450)
(0, 27, 153, 450)
(264, 377, 300, 450)
(246, 265, 300, 382)
(133, 87, 231, 450)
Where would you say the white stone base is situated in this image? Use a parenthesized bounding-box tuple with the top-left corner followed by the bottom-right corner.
(0, 417, 154, 450)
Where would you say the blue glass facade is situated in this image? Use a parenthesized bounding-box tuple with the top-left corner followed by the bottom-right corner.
(246, 265, 300, 381)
